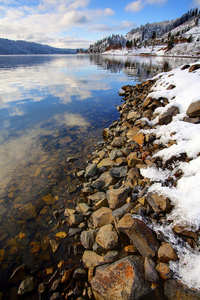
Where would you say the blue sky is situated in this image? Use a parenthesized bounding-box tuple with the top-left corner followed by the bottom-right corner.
(0, 0, 199, 48)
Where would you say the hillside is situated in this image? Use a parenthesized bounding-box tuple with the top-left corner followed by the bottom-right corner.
(0, 38, 76, 55)
(87, 8, 200, 57)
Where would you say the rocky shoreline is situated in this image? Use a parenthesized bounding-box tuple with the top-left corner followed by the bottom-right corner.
(6, 63, 200, 299)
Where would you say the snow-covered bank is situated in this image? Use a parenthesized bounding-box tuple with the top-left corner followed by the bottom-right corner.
(140, 61, 200, 289)
(102, 42, 200, 58)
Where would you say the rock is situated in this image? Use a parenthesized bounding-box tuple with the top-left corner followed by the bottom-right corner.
(104, 251, 119, 263)
(96, 224, 118, 250)
(167, 84, 176, 90)
(126, 127, 140, 139)
(111, 137, 126, 148)
(16, 203, 37, 220)
(132, 132, 144, 146)
(106, 186, 131, 210)
(18, 276, 35, 295)
(181, 64, 190, 70)
(159, 106, 179, 125)
(126, 167, 140, 183)
(117, 214, 159, 257)
(164, 278, 200, 300)
(64, 208, 75, 217)
(158, 242, 178, 263)
(144, 257, 159, 283)
(77, 170, 85, 178)
(76, 203, 90, 214)
(146, 192, 170, 213)
(82, 250, 105, 268)
(127, 111, 141, 121)
(88, 192, 106, 203)
(91, 207, 113, 228)
(124, 245, 138, 253)
(189, 64, 200, 72)
(92, 171, 117, 189)
(127, 153, 143, 168)
(8, 265, 26, 284)
(112, 202, 132, 223)
(68, 228, 82, 236)
(73, 268, 87, 280)
(156, 263, 172, 280)
(49, 239, 60, 253)
(67, 184, 77, 194)
(102, 128, 112, 139)
(85, 163, 97, 178)
(109, 149, 124, 160)
(67, 214, 84, 227)
(98, 158, 114, 168)
(67, 157, 77, 163)
(173, 225, 197, 239)
(110, 166, 128, 178)
(91, 256, 151, 300)
(80, 229, 97, 249)
(42, 194, 56, 205)
(50, 292, 63, 300)
(186, 100, 200, 117)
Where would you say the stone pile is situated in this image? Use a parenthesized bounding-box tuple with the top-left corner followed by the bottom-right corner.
(7, 65, 200, 299)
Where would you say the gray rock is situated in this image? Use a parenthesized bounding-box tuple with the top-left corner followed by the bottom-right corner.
(92, 171, 117, 189)
(106, 185, 131, 210)
(159, 106, 179, 125)
(104, 251, 119, 263)
(80, 229, 97, 249)
(96, 224, 118, 250)
(18, 276, 35, 295)
(164, 279, 200, 300)
(112, 202, 132, 223)
(111, 137, 126, 148)
(91, 256, 151, 300)
(67, 214, 84, 227)
(117, 214, 159, 257)
(110, 166, 128, 178)
(85, 163, 97, 178)
(109, 149, 124, 160)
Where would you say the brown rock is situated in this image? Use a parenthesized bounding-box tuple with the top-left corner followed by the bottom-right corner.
(127, 111, 141, 121)
(117, 214, 159, 257)
(165, 278, 200, 300)
(144, 257, 159, 283)
(18, 277, 35, 295)
(106, 186, 131, 210)
(189, 64, 200, 72)
(96, 224, 118, 250)
(127, 153, 143, 168)
(91, 256, 151, 300)
(173, 225, 197, 239)
(186, 100, 200, 117)
(91, 207, 113, 228)
(146, 192, 170, 213)
(158, 242, 178, 263)
(17, 203, 37, 220)
(156, 262, 172, 280)
(159, 106, 179, 125)
(127, 127, 140, 139)
(82, 250, 105, 268)
(132, 132, 144, 146)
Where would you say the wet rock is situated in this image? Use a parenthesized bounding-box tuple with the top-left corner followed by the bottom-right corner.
(50, 292, 63, 300)
(80, 229, 97, 249)
(67, 156, 77, 163)
(158, 242, 178, 263)
(186, 100, 200, 117)
(156, 263, 172, 280)
(117, 214, 159, 257)
(76, 203, 90, 214)
(67, 183, 77, 194)
(82, 250, 105, 268)
(77, 170, 85, 178)
(164, 278, 200, 300)
(42, 194, 56, 205)
(18, 276, 35, 295)
(110, 166, 128, 178)
(16, 203, 37, 220)
(144, 257, 159, 283)
(8, 265, 26, 284)
(85, 163, 97, 178)
(64, 208, 75, 217)
(106, 185, 131, 210)
(146, 192, 170, 213)
(91, 255, 151, 300)
(50, 239, 60, 253)
(96, 224, 118, 250)
(159, 106, 179, 125)
(91, 207, 114, 228)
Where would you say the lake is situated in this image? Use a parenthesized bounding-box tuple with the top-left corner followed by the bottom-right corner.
(0, 54, 197, 295)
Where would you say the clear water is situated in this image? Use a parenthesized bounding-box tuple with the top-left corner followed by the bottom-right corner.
(0, 54, 197, 291)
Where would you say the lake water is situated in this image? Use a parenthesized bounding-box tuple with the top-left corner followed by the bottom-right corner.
(0, 54, 197, 294)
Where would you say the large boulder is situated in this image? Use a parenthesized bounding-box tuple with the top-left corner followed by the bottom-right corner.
(91, 256, 151, 300)
(117, 214, 159, 257)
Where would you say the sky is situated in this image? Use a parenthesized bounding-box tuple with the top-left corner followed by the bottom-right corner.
(0, 0, 199, 49)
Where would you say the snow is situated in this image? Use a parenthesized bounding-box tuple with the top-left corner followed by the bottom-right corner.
(139, 61, 200, 290)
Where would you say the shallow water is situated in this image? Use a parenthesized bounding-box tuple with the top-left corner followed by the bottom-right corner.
(0, 54, 197, 292)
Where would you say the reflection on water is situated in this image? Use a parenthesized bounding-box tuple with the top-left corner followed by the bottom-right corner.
(0, 54, 198, 293)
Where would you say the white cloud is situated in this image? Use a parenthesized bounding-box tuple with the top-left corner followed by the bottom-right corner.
(104, 8, 115, 16)
(125, 0, 167, 12)
(125, 0, 144, 12)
